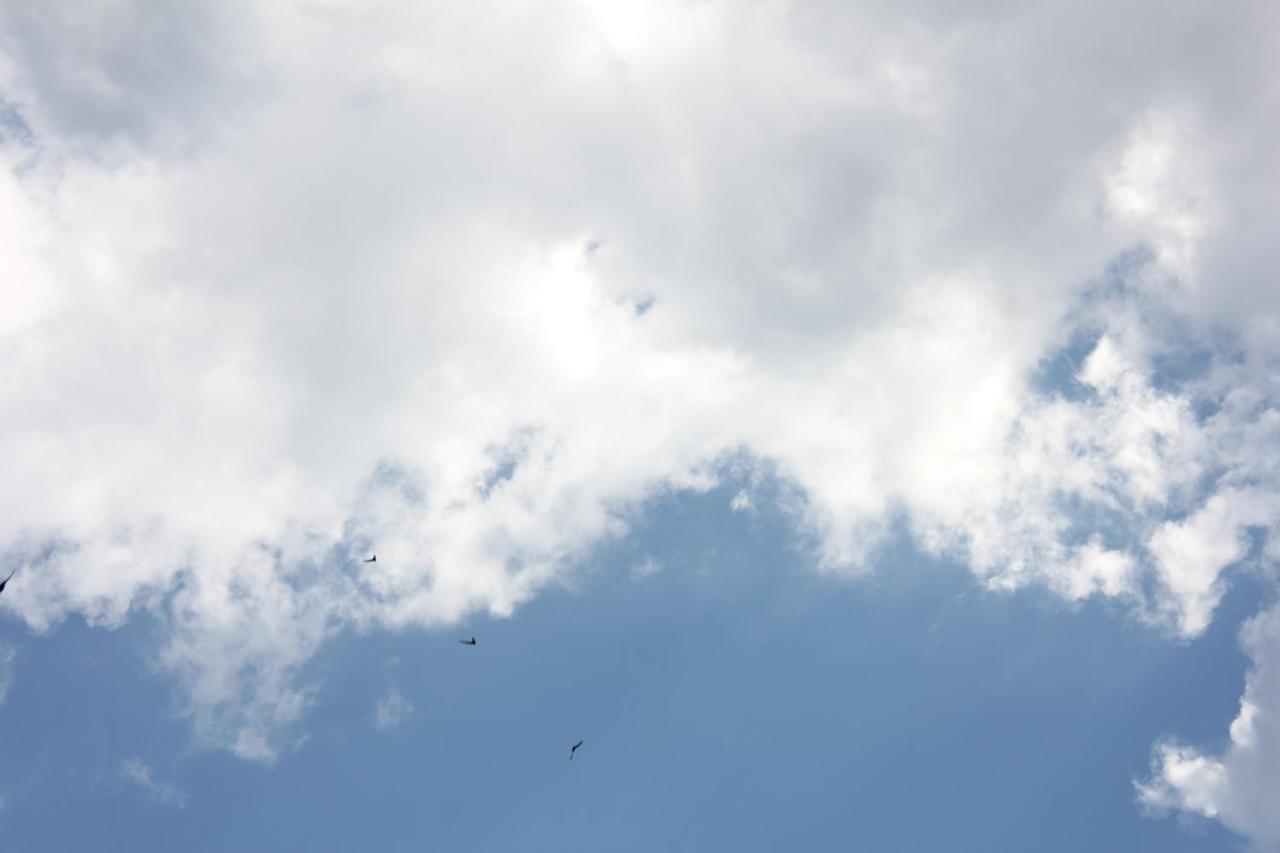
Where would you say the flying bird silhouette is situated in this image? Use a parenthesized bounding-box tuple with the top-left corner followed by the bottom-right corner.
(364, 555, 376, 563)
(570, 739, 583, 761)
(0, 569, 14, 594)
(460, 637, 476, 645)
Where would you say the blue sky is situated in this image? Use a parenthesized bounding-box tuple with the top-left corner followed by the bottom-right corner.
(3, 2, 1280, 849)
(0, 480, 1264, 851)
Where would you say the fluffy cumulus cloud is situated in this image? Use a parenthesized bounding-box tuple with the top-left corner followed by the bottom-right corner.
(1138, 606, 1280, 848)
(1, 0, 1279, 841)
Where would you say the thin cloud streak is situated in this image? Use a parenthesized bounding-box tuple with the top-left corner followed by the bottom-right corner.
(119, 758, 189, 808)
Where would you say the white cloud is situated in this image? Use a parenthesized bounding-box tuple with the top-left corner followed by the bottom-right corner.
(1138, 604, 1280, 849)
(119, 757, 188, 808)
(0, 4, 1278, 842)
(1147, 489, 1280, 637)
(373, 686, 415, 732)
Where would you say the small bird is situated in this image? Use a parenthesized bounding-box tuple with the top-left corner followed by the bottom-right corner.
(569, 739, 583, 761)
(363, 555, 376, 563)
(459, 637, 476, 646)
(0, 569, 14, 594)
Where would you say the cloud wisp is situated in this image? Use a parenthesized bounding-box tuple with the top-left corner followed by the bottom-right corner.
(119, 758, 189, 808)
(0, 643, 15, 704)
(373, 686, 415, 732)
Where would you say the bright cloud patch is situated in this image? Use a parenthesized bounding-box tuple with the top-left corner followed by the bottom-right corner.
(1, 1, 1280, 845)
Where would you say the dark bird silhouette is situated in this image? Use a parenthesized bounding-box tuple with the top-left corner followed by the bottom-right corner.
(364, 555, 376, 563)
(570, 739, 583, 761)
(460, 637, 476, 645)
(0, 569, 13, 594)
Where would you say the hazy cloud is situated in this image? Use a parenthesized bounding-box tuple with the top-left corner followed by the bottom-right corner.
(0, 643, 15, 704)
(630, 556, 664, 582)
(373, 687, 415, 732)
(119, 758, 188, 808)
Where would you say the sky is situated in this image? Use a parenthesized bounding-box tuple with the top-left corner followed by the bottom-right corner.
(1, 1, 1279, 850)
(0, 484, 1264, 851)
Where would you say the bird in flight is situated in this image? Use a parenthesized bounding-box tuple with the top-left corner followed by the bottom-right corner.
(459, 637, 476, 645)
(363, 555, 376, 563)
(569, 739, 583, 761)
(0, 569, 14, 594)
